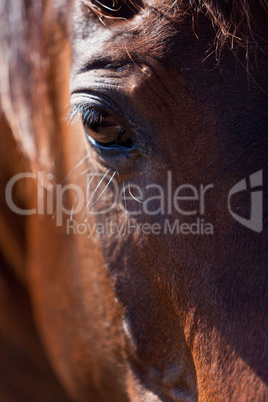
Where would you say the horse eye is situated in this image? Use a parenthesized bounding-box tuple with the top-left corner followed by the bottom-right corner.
(83, 110, 133, 149)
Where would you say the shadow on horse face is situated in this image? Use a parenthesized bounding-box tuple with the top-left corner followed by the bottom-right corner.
(0, 0, 267, 401)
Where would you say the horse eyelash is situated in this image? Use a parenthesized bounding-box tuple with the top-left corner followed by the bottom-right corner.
(68, 103, 104, 127)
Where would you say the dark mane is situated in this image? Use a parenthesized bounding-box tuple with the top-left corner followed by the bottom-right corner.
(190, 0, 268, 59)
(82, 0, 268, 51)
(0, 0, 52, 166)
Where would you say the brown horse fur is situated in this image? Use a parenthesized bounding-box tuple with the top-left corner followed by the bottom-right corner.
(0, 1, 267, 400)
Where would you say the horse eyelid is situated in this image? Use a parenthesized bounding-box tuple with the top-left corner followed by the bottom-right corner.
(68, 104, 85, 124)
(68, 104, 104, 126)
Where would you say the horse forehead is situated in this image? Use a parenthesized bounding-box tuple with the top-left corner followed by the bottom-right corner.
(72, 2, 184, 63)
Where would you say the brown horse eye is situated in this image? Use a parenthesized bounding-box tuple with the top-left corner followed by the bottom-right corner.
(83, 111, 133, 148)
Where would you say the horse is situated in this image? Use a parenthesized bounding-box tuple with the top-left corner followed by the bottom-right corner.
(0, 0, 267, 400)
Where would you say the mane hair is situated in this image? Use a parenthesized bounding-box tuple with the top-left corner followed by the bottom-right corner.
(0, 0, 53, 167)
(189, 0, 268, 60)
(82, 0, 268, 51)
